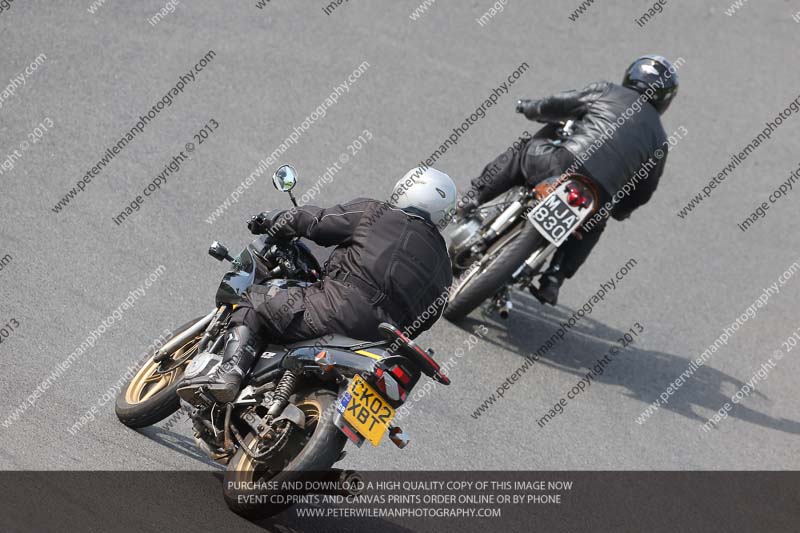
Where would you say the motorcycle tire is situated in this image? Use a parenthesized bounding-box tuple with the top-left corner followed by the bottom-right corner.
(223, 388, 348, 519)
(445, 221, 545, 321)
(115, 316, 205, 428)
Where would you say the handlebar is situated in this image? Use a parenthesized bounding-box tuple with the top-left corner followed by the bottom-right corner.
(516, 98, 536, 117)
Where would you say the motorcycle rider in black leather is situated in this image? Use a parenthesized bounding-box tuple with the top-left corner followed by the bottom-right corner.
(458, 56, 679, 305)
(179, 168, 457, 403)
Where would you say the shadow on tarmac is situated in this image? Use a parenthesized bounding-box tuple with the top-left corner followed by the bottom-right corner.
(456, 291, 800, 435)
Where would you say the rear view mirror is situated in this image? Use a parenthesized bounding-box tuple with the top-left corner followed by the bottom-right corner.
(272, 165, 298, 193)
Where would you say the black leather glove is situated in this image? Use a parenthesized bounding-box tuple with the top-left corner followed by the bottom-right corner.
(455, 197, 479, 219)
(516, 99, 541, 120)
(247, 211, 272, 235)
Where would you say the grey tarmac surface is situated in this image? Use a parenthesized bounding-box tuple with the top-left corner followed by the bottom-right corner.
(0, 0, 798, 528)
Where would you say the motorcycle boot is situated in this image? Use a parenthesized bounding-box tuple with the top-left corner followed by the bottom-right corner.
(178, 325, 261, 404)
(531, 263, 566, 306)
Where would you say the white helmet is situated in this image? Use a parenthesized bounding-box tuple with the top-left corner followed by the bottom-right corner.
(390, 167, 457, 228)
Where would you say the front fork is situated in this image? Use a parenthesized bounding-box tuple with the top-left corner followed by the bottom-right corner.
(196, 305, 232, 353)
(153, 305, 230, 363)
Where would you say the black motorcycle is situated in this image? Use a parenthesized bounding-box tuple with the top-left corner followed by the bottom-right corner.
(444, 120, 602, 321)
(115, 165, 450, 518)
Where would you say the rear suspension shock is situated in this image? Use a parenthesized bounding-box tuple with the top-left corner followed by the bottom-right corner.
(267, 369, 300, 417)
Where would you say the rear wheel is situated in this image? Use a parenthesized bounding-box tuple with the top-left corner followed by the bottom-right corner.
(223, 388, 347, 519)
(115, 317, 205, 428)
(444, 222, 546, 321)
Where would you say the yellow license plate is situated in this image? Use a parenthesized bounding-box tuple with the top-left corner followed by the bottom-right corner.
(341, 374, 395, 446)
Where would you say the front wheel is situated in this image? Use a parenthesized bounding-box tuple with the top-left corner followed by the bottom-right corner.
(115, 316, 206, 428)
(223, 388, 347, 519)
(444, 222, 546, 321)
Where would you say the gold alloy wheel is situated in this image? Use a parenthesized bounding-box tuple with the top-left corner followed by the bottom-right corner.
(124, 336, 201, 405)
(297, 398, 321, 428)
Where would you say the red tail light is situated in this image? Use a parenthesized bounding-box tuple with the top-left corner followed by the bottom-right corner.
(389, 365, 411, 386)
(566, 185, 591, 209)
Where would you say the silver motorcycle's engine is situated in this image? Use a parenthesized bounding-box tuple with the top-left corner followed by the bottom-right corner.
(446, 217, 482, 253)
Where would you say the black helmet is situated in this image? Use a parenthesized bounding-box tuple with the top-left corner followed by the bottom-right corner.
(622, 55, 679, 114)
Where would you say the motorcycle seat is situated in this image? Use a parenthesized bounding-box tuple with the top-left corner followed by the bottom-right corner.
(285, 334, 378, 350)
